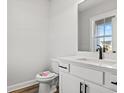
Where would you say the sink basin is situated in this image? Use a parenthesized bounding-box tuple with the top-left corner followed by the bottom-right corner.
(76, 58, 100, 66)
(76, 57, 116, 68)
(76, 58, 99, 62)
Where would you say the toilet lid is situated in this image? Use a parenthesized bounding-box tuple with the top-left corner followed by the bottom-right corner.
(36, 72, 56, 79)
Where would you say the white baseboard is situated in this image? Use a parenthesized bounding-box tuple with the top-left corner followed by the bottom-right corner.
(7, 79, 39, 92)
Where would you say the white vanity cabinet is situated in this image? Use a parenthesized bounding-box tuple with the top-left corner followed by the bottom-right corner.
(59, 71, 84, 93)
(59, 63, 86, 93)
(104, 73, 117, 91)
(85, 81, 116, 93)
(59, 71, 116, 93)
(59, 62, 117, 93)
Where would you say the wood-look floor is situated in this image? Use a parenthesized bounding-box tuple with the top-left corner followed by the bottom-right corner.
(9, 84, 59, 93)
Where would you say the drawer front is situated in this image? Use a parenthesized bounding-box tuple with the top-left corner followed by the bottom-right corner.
(104, 73, 117, 91)
(70, 65, 103, 85)
(59, 63, 70, 72)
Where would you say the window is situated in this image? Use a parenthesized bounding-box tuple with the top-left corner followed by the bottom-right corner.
(94, 17, 114, 52)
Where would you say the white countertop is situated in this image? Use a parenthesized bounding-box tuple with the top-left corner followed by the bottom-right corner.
(58, 56, 117, 75)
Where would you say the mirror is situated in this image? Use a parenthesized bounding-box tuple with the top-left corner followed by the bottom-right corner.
(78, 0, 117, 53)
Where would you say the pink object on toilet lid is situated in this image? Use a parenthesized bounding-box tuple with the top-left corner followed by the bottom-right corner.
(36, 71, 56, 79)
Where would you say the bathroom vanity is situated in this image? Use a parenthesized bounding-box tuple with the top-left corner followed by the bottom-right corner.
(58, 54, 117, 93)
(58, 0, 117, 92)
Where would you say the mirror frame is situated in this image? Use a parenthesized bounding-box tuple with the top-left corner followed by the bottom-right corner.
(77, 0, 117, 55)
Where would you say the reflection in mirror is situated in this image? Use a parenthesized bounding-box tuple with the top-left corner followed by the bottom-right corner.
(92, 15, 116, 53)
(78, 0, 117, 53)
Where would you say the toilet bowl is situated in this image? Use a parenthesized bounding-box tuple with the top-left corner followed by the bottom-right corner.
(36, 71, 58, 93)
(36, 59, 59, 93)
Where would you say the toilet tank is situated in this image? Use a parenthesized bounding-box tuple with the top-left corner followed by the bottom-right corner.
(50, 58, 60, 74)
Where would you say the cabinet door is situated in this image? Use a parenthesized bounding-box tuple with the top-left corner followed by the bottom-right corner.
(59, 72, 84, 93)
(85, 81, 115, 93)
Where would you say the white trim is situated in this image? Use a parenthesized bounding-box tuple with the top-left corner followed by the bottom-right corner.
(74, 0, 86, 5)
(7, 79, 39, 93)
(77, 0, 86, 4)
(90, 9, 117, 21)
(90, 9, 117, 52)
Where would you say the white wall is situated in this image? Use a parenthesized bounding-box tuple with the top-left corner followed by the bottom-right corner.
(49, 0, 78, 58)
(7, 0, 50, 86)
(8, 0, 79, 87)
(78, 0, 117, 51)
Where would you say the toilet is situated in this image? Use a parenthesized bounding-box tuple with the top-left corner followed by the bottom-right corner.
(36, 59, 59, 93)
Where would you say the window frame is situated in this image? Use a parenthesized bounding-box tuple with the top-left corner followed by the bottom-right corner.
(95, 20, 113, 52)
(89, 9, 117, 52)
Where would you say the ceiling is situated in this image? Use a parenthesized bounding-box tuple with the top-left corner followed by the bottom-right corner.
(78, 0, 106, 12)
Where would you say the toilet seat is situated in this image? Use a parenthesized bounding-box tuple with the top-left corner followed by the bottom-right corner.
(38, 72, 56, 79)
(36, 72, 58, 83)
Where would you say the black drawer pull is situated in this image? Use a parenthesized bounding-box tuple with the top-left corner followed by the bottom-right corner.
(111, 81, 117, 85)
(59, 66, 67, 69)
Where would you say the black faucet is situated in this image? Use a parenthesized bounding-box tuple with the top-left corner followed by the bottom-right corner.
(96, 45, 103, 59)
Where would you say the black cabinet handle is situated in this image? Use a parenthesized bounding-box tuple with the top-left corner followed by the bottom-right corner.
(80, 82, 88, 93)
(111, 81, 117, 85)
(80, 82, 83, 93)
(85, 84, 88, 93)
(59, 66, 67, 69)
